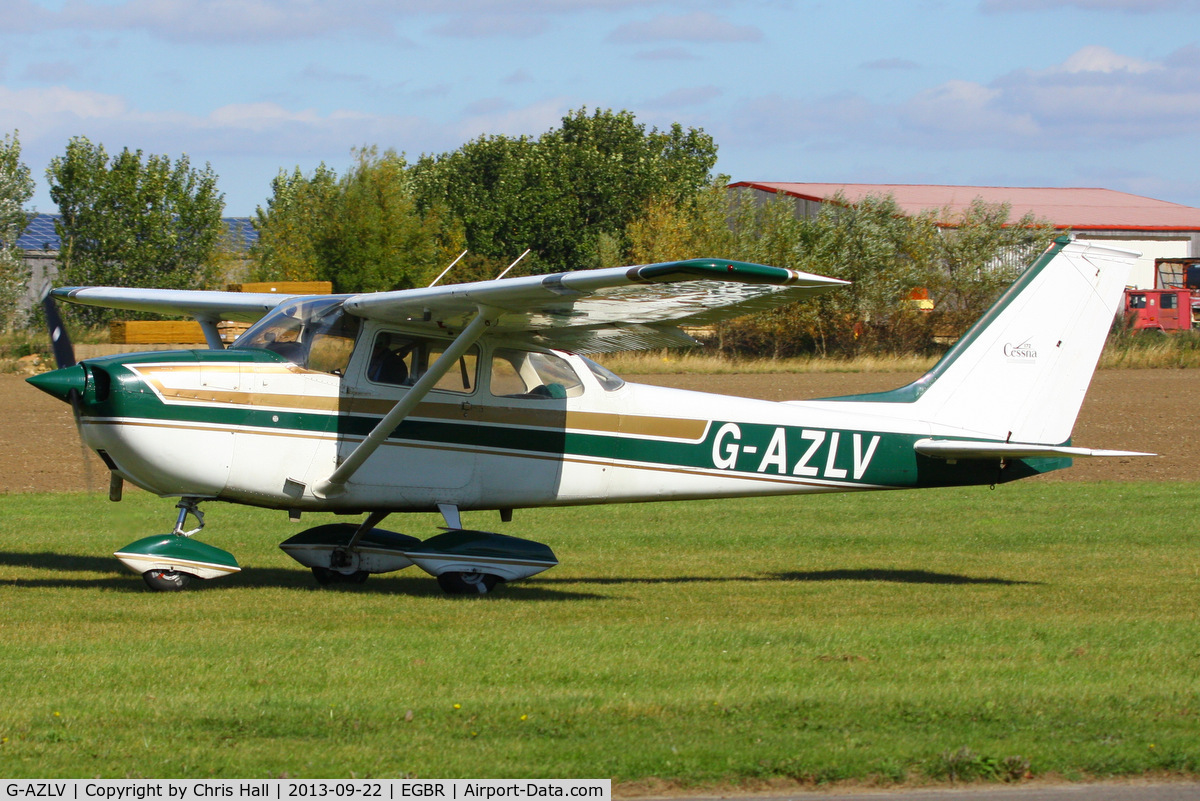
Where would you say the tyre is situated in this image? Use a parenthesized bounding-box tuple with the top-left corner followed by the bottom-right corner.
(437, 571, 500, 595)
(312, 566, 369, 585)
(143, 569, 193, 592)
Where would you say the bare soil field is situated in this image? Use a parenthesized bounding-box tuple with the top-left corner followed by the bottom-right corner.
(2, 369, 1194, 494)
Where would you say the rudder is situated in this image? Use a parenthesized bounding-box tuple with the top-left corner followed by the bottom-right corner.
(830, 237, 1136, 444)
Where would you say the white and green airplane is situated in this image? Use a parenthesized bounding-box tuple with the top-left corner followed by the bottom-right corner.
(28, 236, 1149, 594)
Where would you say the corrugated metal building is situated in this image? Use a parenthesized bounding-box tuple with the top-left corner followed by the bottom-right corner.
(728, 182, 1200, 289)
(15, 212, 258, 313)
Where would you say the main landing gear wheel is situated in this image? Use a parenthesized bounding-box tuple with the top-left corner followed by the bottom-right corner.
(311, 566, 369, 585)
(437, 571, 500, 595)
(143, 569, 193, 592)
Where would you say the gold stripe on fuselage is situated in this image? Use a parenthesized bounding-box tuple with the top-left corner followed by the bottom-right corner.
(130, 365, 708, 442)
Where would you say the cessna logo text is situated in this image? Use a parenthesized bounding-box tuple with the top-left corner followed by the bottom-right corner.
(711, 424, 881, 480)
(1003, 340, 1037, 361)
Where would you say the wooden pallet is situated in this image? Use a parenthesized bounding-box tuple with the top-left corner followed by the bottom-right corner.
(227, 281, 333, 294)
(110, 321, 207, 345)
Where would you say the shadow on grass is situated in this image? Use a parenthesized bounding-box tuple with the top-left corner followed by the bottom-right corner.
(0, 550, 607, 600)
(534, 568, 1038, 587)
(774, 568, 1039, 586)
(0, 551, 1034, 595)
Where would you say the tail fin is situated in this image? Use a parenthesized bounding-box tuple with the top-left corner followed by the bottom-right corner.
(836, 237, 1135, 444)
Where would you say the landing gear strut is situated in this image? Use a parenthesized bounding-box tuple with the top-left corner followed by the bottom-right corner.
(113, 498, 241, 591)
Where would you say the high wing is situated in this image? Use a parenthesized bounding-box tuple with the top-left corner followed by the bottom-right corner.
(50, 286, 299, 323)
(53, 258, 847, 353)
(341, 258, 846, 353)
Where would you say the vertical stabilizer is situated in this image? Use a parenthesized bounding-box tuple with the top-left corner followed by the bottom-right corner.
(836, 238, 1136, 444)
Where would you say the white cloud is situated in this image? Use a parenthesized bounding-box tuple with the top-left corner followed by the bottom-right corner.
(1053, 45, 1158, 74)
(12, 0, 711, 44)
(0, 85, 129, 123)
(51, 0, 402, 43)
(2, 83, 566, 170)
(608, 12, 762, 43)
(897, 45, 1200, 147)
(722, 44, 1200, 159)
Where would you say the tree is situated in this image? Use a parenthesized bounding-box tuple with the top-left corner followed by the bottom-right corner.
(925, 198, 1057, 333)
(411, 108, 718, 273)
(0, 131, 34, 331)
(252, 149, 458, 293)
(47, 136, 225, 325)
(672, 189, 1058, 359)
(251, 163, 339, 282)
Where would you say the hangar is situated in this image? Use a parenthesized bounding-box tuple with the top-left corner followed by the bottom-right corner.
(728, 182, 1200, 289)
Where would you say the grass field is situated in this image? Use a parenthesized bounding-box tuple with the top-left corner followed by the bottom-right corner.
(1, 482, 1198, 785)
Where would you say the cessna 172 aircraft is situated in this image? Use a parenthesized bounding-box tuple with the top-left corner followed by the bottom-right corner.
(27, 236, 1148, 594)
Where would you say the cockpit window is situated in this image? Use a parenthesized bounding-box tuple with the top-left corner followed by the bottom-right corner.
(232, 297, 361, 376)
(490, 348, 583, 399)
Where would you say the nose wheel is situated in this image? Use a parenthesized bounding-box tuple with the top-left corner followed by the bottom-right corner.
(115, 499, 241, 591)
(142, 569, 193, 592)
(436, 571, 500, 594)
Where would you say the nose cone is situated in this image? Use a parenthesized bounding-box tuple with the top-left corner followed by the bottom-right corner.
(26, 364, 87, 403)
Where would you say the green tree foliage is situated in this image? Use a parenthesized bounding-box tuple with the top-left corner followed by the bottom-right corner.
(629, 187, 1057, 358)
(627, 182, 734, 264)
(47, 136, 225, 325)
(0, 131, 35, 331)
(251, 163, 339, 282)
(411, 107, 718, 273)
(252, 149, 459, 293)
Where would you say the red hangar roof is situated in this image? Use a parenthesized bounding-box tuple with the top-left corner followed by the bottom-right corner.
(728, 182, 1200, 232)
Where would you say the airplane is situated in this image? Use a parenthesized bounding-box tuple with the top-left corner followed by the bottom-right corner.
(27, 236, 1150, 594)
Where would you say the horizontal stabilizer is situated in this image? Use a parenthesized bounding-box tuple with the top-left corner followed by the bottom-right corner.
(914, 439, 1154, 460)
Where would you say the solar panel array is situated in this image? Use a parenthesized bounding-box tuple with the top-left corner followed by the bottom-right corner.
(15, 213, 259, 252)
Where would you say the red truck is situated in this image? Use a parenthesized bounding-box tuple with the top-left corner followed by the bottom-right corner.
(1122, 258, 1199, 331)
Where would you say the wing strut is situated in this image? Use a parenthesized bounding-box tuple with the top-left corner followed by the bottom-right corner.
(313, 306, 499, 498)
(196, 317, 225, 350)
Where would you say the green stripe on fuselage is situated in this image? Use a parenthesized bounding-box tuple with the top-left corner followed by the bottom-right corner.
(76, 349, 1064, 490)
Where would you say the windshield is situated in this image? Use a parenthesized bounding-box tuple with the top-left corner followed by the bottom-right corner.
(579, 355, 625, 391)
(232, 297, 361, 375)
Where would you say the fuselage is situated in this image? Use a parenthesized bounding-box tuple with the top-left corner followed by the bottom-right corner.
(61, 344, 1050, 516)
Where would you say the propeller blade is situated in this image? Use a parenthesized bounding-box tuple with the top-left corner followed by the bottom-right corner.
(33, 289, 94, 490)
(41, 291, 76, 369)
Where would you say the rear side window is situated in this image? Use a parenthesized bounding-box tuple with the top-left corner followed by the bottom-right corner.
(490, 348, 584, 399)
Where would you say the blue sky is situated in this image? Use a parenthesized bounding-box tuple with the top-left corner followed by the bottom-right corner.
(4, 0, 1200, 215)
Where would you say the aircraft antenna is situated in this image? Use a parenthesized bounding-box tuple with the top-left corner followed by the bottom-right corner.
(428, 250, 468, 287)
(495, 248, 531, 280)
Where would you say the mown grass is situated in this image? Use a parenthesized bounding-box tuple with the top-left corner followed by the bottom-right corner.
(0, 482, 1197, 784)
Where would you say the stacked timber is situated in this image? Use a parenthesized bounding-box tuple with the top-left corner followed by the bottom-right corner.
(109, 281, 333, 345)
